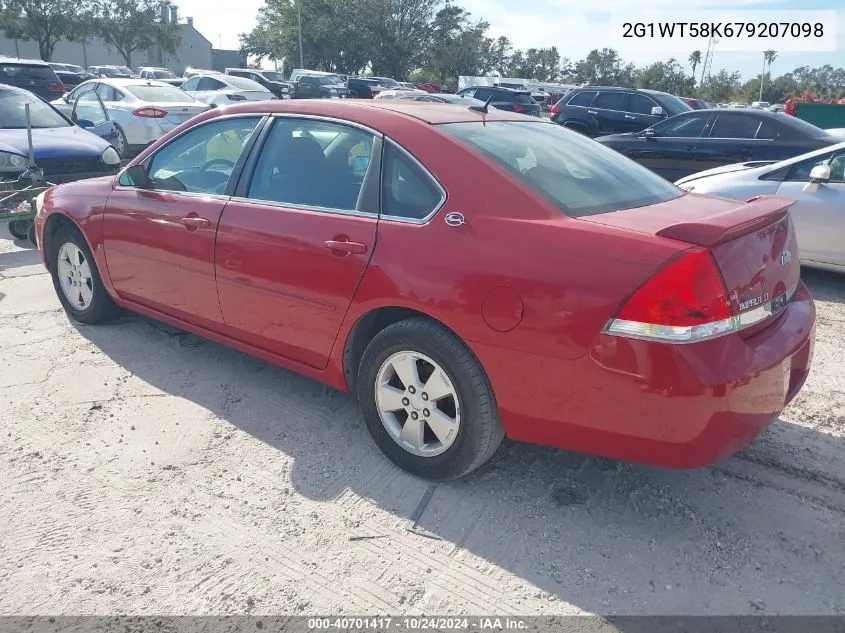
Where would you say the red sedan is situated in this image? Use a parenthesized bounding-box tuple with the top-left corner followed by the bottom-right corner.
(34, 100, 815, 480)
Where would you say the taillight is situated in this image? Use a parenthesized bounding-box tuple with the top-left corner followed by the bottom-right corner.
(550, 104, 559, 114)
(604, 248, 735, 343)
(47, 83, 65, 92)
(512, 104, 525, 112)
(226, 93, 247, 101)
(132, 107, 167, 118)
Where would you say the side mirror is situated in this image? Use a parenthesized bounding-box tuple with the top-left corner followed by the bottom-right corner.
(651, 106, 664, 117)
(76, 119, 95, 129)
(642, 128, 656, 139)
(803, 164, 831, 193)
(121, 164, 150, 188)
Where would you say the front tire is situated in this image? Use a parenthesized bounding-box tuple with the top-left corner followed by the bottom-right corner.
(357, 318, 504, 480)
(112, 125, 128, 159)
(48, 225, 121, 324)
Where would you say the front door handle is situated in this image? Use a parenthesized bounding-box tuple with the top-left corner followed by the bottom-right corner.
(180, 215, 211, 230)
(324, 238, 368, 256)
(587, 110, 598, 115)
(624, 114, 636, 120)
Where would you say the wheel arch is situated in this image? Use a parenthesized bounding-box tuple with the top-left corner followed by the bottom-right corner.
(42, 212, 88, 272)
(341, 305, 481, 394)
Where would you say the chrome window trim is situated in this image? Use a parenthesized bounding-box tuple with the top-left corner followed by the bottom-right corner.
(603, 282, 799, 344)
(227, 196, 378, 219)
(267, 112, 383, 138)
(379, 138, 447, 225)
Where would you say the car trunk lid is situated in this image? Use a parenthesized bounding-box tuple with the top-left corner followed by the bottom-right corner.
(584, 193, 801, 324)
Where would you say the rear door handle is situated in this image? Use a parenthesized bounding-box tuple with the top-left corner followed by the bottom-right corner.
(179, 215, 211, 230)
(624, 115, 636, 120)
(324, 239, 368, 255)
(587, 110, 598, 115)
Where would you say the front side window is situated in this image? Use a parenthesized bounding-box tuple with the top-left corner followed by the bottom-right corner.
(474, 88, 493, 101)
(709, 114, 762, 139)
(145, 117, 261, 194)
(787, 150, 845, 183)
(247, 118, 375, 211)
(629, 93, 658, 115)
(651, 113, 710, 138)
(96, 83, 123, 102)
(381, 142, 443, 220)
(440, 121, 682, 217)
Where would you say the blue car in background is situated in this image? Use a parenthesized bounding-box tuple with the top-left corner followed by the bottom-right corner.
(1, 83, 123, 240)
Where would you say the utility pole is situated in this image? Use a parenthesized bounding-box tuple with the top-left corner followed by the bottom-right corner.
(759, 52, 766, 102)
(296, 0, 303, 68)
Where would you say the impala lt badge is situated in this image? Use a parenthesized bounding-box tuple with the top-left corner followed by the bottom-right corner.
(780, 250, 792, 266)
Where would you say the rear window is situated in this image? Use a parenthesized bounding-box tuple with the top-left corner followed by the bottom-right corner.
(0, 88, 69, 128)
(514, 93, 534, 105)
(225, 75, 265, 91)
(0, 63, 57, 82)
(126, 84, 190, 102)
(440, 121, 683, 217)
(494, 90, 515, 102)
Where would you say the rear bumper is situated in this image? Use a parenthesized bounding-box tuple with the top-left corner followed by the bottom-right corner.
(472, 283, 816, 468)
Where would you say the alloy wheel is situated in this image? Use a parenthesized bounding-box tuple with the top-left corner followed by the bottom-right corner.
(374, 351, 461, 457)
(57, 242, 94, 309)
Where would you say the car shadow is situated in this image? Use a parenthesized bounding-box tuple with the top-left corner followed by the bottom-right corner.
(0, 244, 41, 276)
(802, 266, 844, 305)
(72, 302, 845, 614)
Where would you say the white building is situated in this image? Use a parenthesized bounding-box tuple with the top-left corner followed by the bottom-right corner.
(0, 5, 213, 75)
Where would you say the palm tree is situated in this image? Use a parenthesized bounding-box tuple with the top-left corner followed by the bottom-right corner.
(760, 50, 777, 101)
(689, 50, 702, 82)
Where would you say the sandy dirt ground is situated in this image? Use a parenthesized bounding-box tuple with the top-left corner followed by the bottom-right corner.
(0, 235, 843, 616)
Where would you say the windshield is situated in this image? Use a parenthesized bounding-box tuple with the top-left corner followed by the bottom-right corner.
(225, 75, 265, 91)
(262, 71, 284, 82)
(154, 70, 178, 79)
(441, 121, 683, 217)
(374, 77, 400, 88)
(654, 92, 693, 116)
(0, 89, 69, 129)
(102, 68, 131, 77)
(114, 66, 134, 76)
(65, 64, 84, 74)
(49, 63, 69, 72)
(127, 84, 192, 103)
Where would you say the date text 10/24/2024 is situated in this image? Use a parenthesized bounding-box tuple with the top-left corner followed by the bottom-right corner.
(308, 618, 528, 630)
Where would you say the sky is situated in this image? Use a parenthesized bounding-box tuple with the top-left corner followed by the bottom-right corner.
(174, 0, 844, 79)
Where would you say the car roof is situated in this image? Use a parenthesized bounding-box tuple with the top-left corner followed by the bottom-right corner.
(92, 78, 177, 89)
(0, 56, 50, 66)
(197, 99, 530, 126)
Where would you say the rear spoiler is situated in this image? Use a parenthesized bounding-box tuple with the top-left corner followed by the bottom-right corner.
(656, 195, 795, 247)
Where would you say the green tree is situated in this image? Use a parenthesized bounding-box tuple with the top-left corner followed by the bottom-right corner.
(636, 58, 694, 95)
(94, 0, 179, 68)
(1, 0, 82, 60)
(574, 48, 635, 86)
(688, 50, 701, 81)
(698, 68, 742, 103)
(368, 0, 444, 79)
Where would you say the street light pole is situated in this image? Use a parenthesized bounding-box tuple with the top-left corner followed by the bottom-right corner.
(296, 0, 303, 68)
(759, 53, 766, 102)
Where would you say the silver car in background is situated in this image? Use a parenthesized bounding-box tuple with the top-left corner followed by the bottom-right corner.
(181, 74, 276, 106)
(53, 78, 209, 157)
(675, 141, 845, 273)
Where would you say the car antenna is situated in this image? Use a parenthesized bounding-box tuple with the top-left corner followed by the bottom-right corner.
(468, 92, 494, 124)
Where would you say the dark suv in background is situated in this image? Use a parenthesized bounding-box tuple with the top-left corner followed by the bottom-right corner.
(455, 86, 541, 116)
(0, 58, 65, 100)
(550, 87, 691, 136)
(225, 68, 293, 99)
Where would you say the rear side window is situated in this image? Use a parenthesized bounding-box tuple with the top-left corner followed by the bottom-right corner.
(197, 77, 225, 91)
(441, 121, 682, 217)
(595, 92, 627, 110)
(709, 114, 762, 139)
(381, 142, 443, 221)
(756, 120, 778, 140)
(96, 83, 123, 101)
(566, 91, 596, 107)
(0, 63, 57, 82)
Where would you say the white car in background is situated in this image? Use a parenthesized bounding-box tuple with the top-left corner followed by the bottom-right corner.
(675, 142, 845, 273)
(180, 73, 276, 106)
(373, 88, 428, 100)
(53, 78, 209, 157)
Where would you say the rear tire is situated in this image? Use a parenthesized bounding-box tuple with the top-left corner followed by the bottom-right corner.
(113, 125, 128, 159)
(8, 220, 29, 240)
(357, 318, 504, 480)
(47, 225, 121, 324)
(27, 222, 36, 245)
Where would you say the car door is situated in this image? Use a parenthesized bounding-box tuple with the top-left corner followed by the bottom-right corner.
(102, 115, 264, 328)
(591, 91, 629, 135)
(214, 116, 379, 369)
(697, 112, 766, 171)
(70, 90, 119, 146)
(623, 111, 712, 180)
(775, 149, 845, 267)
